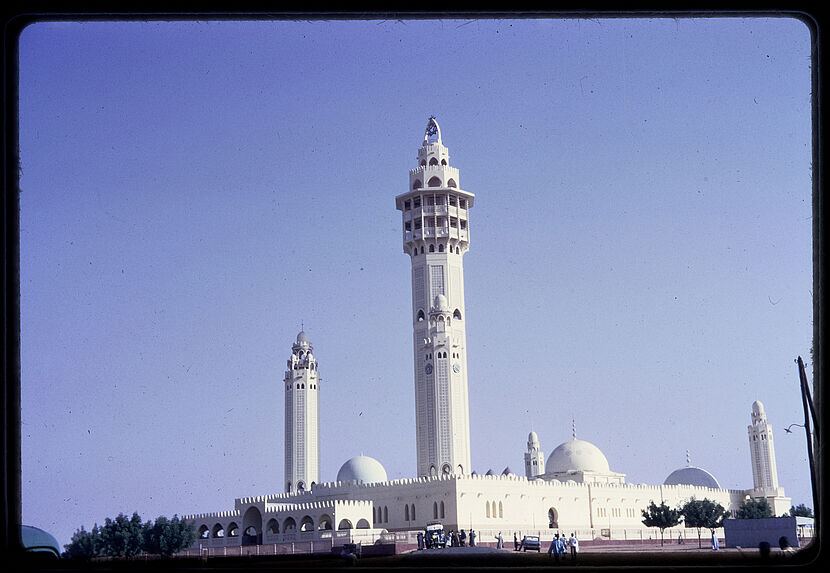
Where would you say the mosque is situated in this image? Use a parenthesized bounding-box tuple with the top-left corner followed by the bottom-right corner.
(182, 118, 791, 553)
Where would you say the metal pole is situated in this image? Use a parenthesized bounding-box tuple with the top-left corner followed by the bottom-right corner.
(797, 357, 819, 517)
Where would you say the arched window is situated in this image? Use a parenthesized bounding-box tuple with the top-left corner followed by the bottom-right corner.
(287, 482, 292, 493)
(383, 506, 388, 522)
(198, 525, 209, 539)
(491, 501, 497, 517)
(428, 176, 442, 187)
(420, 245, 424, 254)
(411, 504, 416, 521)
(405, 505, 410, 521)
(447, 178, 457, 187)
(300, 515, 314, 531)
(417, 309, 425, 322)
(499, 501, 503, 518)
(420, 159, 426, 166)
(453, 309, 462, 320)
(438, 243, 444, 252)
(433, 502, 438, 519)
(213, 524, 224, 538)
(266, 519, 279, 535)
(337, 519, 353, 530)
(429, 157, 439, 166)
(413, 179, 422, 189)
(429, 244, 435, 253)
(486, 502, 490, 518)
(440, 501, 445, 518)
(456, 246, 460, 254)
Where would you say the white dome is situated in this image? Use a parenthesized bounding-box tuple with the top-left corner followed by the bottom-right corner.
(336, 455, 388, 484)
(663, 466, 720, 488)
(296, 330, 308, 343)
(434, 294, 449, 311)
(546, 439, 610, 474)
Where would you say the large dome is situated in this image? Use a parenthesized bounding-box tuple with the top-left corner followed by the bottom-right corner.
(546, 439, 610, 474)
(663, 466, 720, 489)
(336, 455, 388, 484)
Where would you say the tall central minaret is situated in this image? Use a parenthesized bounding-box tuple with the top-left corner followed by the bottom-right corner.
(284, 330, 319, 492)
(748, 400, 780, 493)
(395, 117, 474, 477)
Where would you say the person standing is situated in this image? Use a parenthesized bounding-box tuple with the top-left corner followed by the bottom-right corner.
(495, 532, 504, 549)
(417, 531, 424, 550)
(568, 533, 578, 560)
(711, 531, 719, 551)
(459, 529, 467, 547)
(514, 532, 519, 551)
(469, 529, 476, 547)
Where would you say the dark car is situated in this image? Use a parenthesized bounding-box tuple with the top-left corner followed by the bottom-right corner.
(522, 535, 541, 552)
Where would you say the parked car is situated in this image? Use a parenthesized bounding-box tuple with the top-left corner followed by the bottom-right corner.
(20, 525, 61, 559)
(522, 535, 541, 552)
(425, 523, 446, 548)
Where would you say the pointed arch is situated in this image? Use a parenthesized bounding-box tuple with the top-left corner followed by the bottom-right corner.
(428, 176, 442, 187)
(413, 179, 422, 189)
(447, 178, 457, 187)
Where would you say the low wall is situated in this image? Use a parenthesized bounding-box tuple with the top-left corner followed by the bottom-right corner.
(723, 517, 799, 549)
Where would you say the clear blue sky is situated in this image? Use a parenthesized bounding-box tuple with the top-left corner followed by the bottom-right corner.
(18, 16, 814, 548)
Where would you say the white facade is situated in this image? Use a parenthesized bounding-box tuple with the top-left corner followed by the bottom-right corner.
(395, 117, 474, 478)
(284, 331, 319, 493)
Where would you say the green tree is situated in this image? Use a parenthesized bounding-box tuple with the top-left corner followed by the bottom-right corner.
(734, 498, 773, 519)
(641, 501, 682, 546)
(680, 497, 729, 548)
(144, 515, 197, 557)
(789, 504, 813, 518)
(99, 512, 146, 558)
(63, 524, 102, 559)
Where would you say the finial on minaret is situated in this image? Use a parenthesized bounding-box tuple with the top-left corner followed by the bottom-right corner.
(686, 449, 691, 467)
(572, 418, 576, 440)
(424, 116, 442, 144)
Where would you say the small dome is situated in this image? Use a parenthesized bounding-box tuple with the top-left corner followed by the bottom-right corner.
(663, 466, 720, 488)
(752, 400, 765, 415)
(434, 294, 449, 311)
(546, 439, 610, 474)
(296, 331, 309, 343)
(337, 455, 388, 484)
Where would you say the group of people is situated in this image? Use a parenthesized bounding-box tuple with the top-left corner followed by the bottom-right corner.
(417, 528, 476, 550)
(547, 533, 579, 562)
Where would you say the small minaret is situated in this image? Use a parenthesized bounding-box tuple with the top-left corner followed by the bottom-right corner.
(284, 330, 320, 492)
(524, 431, 545, 479)
(395, 117, 474, 478)
(748, 400, 780, 493)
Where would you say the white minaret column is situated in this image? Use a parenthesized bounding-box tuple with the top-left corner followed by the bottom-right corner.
(284, 330, 320, 492)
(748, 400, 780, 493)
(524, 431, 546, 479)
(395, 117, 474, 478)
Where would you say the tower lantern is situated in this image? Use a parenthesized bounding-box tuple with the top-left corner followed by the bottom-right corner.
(395, 118, 474, 477)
